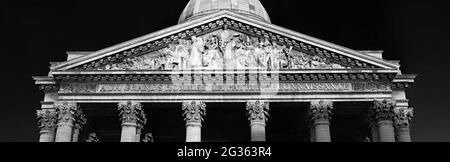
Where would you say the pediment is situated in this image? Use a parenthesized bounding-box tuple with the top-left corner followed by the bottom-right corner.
(51, 11, 399, 71)
(96, 29, 347, 71)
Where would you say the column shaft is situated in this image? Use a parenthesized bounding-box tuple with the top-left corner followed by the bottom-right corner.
(378, 120, 396, 142)
(39, 129, 55, 142)
(55, 122, 73, 142)
(72, 127, 80, 142)
(135, 133, 141, 142)
(310, 126, 316, 142)
(250, 122, 266, 142)
(370, 124, 380, 142)
(186, 123, 202, 142)
(121, 123, 137, 142)
(314, 120, 331, 142)
(396, 126, 411, 142)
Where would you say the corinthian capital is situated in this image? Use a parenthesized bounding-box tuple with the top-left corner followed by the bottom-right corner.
(182, 101, 206, 124)
(73, 109, 87, 130)
(118, 101, 146, 124)
(55, 101, 78, 124)
(309, 100, 333, 121)
(36, 109, 58, 131)
(246, 101, 270, 124)
(394, 108, 414, 128)
(370, 100, 396, 122)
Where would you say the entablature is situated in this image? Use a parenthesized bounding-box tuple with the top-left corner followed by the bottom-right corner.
(50, 69, 398, 83)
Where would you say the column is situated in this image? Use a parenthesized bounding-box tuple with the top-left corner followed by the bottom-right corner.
(309, 100, 333, 142)
(369, 122, 380, 142)
(394, 108, 414, 142)
(369, 100, 396, 142)
(135, 124, 142, 142)
(118, 101, 146, 142)
(72, 124, 80, 142)
(54, 102, 79, 142)
(182, 101, 206, 142)
(71, 109, 87, 142)
(309, 123, 316, 142)
(36, 109, 58, 142)
(246, 101, 270, 142)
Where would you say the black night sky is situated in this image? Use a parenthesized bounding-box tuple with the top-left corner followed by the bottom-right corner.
(2, 0, 449, 142)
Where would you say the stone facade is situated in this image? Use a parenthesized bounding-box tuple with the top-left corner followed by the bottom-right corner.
(32, 0, 416, 142)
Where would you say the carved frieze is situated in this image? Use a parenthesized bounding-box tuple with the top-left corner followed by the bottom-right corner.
(36, 109, 58, 131)
(59, 83, 97, 93)
(58, 82, 391, 94)
(182, 101, 206, 124)
(96, 30, 347, 71)
(118, 101, 146, 124)
(309, 100, 333, 122)
(246, 101, 270, 124)
(369, 100, 396, 122)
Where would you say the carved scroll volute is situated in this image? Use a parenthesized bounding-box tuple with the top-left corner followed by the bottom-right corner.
(118, 101, 146, 124)
(36, 109, 58, 131)
(246, 101, 270, 124)
(370, 100, 396, 123)
(55, 101, 79, 124)
(309, 100, 333, 122)
(394, 108, 414, 128)
(182, 101, 206, 124)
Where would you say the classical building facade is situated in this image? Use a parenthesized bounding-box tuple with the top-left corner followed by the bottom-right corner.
(33, 0, 416, 142)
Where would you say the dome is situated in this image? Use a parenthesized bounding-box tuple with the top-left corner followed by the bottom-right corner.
(178, 0, 271, 24)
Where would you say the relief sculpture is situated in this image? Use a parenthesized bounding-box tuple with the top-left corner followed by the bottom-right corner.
(98, 30, 347, 70)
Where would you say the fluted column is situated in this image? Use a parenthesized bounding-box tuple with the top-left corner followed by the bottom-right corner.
(36, 109, 58, 142)
(54, 102, 79, 142)
(118, 101, 146, 142)
(394, 108, 414, 142)
(369, 100, 396, 142)
(182, 101, 206, 142)
(309, 100, 333, 142)
(246, 101, 270, 142)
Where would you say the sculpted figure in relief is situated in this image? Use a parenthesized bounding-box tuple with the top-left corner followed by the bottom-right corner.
(99, 30, 347, 70)
(204, 35, 222, 69)
(189, 36, 204, 68)
(223, 34, 237, 70)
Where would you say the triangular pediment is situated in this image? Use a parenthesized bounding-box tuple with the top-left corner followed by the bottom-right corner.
(51, 11, 399, 71)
